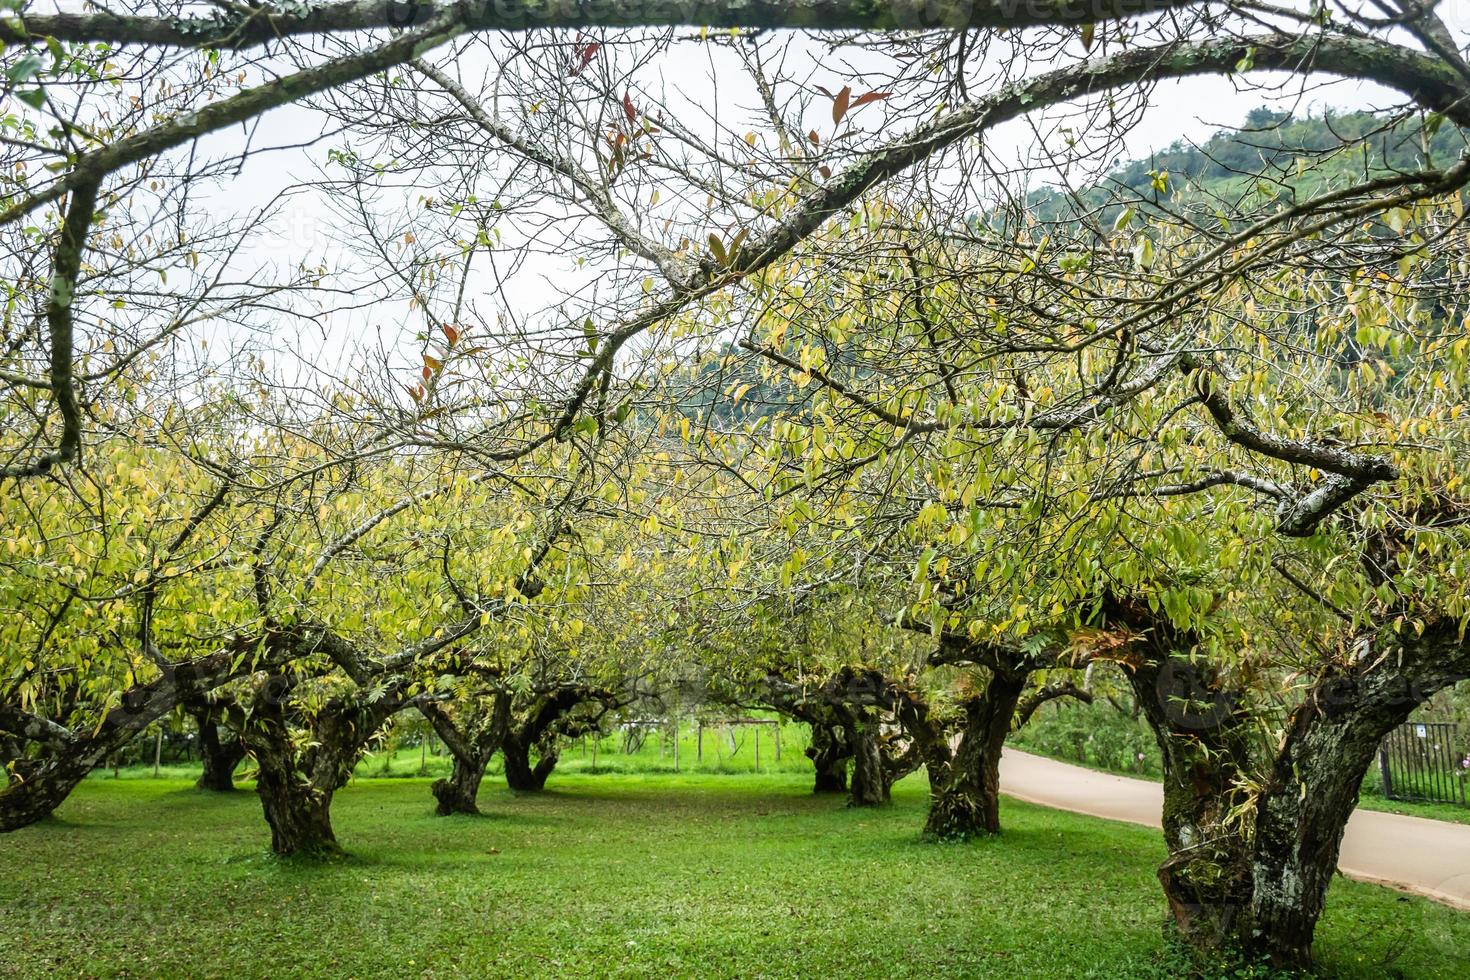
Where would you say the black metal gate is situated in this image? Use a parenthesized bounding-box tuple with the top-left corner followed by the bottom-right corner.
(1378, 721, 1467, 806)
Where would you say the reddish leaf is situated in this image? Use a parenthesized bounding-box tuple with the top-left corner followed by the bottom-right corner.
(851, 91, 892, 110)
(569, 42, 600, 77)
(831, 85, 852, 125)
(807, 129, 820, 146)
(408, 384, 424, 402)
(622, 91, 636, 124)
(818, 165, 832, 179)
(443, 323, 460, 346)
(421, 365, 433, 382)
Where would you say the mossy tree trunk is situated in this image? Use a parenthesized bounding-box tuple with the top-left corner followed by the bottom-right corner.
(845, 718, 888, 806)
(922, 669, 1028, 839)
(0, 634, 291, 832)
(1112, 599, 1470, 968)
(434, 755, 488, 814)
(898, 637, 1089, 840)
(0, 755, 94, 832)
(1248, 700, 1380, 967)
(500, 686, 618, 793)
(191, 703, 246, 791)
(241, 673, 408, 857)
(806, 719, 850, 794)
(501, 732, 560, 792)
(253, 748, 343, 858)
(1124, 643, 1255, 951)
(1248, 625, 1470, 967)
(420, 693, 511, 815)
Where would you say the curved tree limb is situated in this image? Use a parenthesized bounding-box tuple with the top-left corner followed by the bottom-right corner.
(0, 0, 1211, 50)
(0, 180, 98, 480)
(0, 14, 467, 230)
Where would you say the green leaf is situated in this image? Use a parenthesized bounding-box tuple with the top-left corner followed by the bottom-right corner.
(914, 547, 935, 583)
(6, 53, 43, 83)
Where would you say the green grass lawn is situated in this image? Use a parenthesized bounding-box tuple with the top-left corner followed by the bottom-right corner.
(1353, 793, 1470, 826)
(3, 772, 1468, 979)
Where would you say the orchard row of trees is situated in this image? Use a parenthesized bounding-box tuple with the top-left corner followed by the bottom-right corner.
(6, 0, 1470, 969)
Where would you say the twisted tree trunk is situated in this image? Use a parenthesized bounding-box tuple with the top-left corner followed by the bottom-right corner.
(845, 719, 889, 807)
(420, 695, 510, 815)
(0, 756, 93, 832)
(1247, 626, 1470, 966)
(431, 755, 487, 815)
(0, 633, 292, 832)
(499, 686, 617, 793)
(923, 670, 1027, 839)
(193, 711, 246, 792)
(502, 733, 559, 792)
(241, 674, 408, 857)
(806, 720, 850, 794)
(1125, 645, 1254, 951)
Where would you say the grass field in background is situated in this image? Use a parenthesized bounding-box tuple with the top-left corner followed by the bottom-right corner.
(4, 771, 1469, 978)
(360, 716, 819, 779)
(97, 715, 819, 784)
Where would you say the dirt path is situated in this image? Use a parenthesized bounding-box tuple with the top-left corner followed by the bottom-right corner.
(999, 748, 1470, 911)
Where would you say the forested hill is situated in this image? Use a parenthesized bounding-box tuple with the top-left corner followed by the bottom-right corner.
(682, 109, 1465, 426)
(1026, 106, 1469, 220)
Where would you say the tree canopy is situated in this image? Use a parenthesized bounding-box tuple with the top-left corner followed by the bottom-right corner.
(5, 1, 1470, 969)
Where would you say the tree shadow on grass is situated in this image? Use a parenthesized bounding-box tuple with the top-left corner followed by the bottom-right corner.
(27, 813, 122, 832)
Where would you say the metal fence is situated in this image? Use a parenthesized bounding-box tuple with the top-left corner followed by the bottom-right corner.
(1378, 721, 1468, 806)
